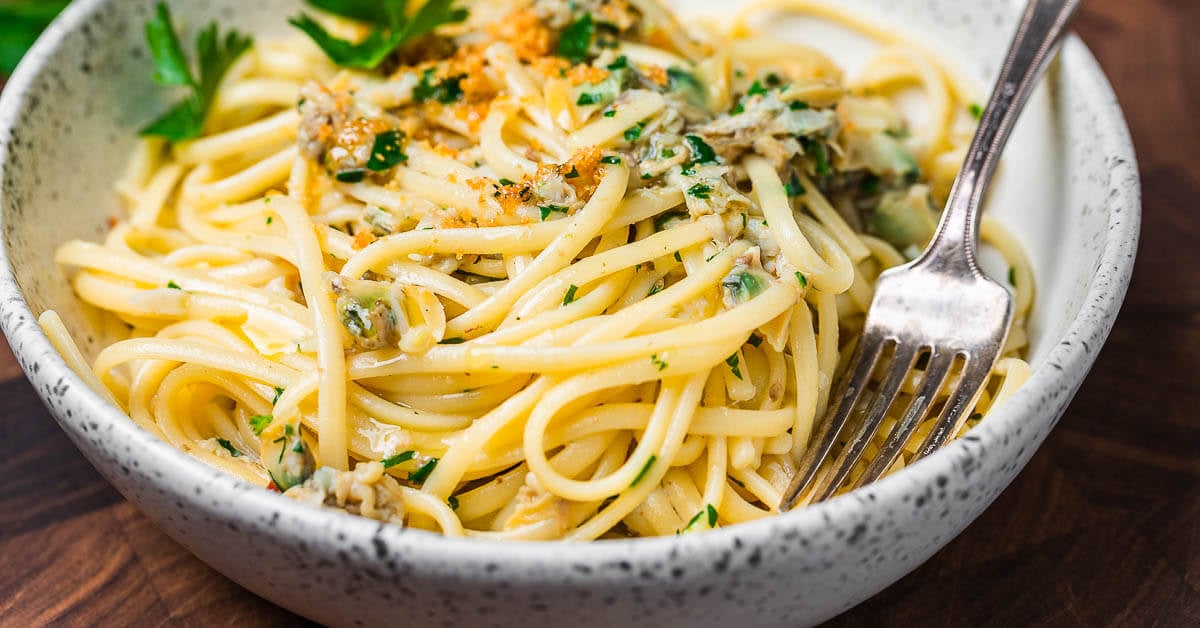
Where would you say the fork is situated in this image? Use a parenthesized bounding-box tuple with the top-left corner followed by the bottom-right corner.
(781, 0, 1084, 509)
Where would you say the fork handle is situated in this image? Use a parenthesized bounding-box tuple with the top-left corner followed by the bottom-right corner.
(922, 0, 1084, 270)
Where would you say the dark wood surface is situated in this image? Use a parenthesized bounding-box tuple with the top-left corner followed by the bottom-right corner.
(2, 0, 1198, 625)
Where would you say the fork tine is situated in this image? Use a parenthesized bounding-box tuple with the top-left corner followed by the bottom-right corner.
(852, 350, 957, 489)
(812, 345, 921, 502)
(781, 332, 888, 509)
(912, 356, 995, 460)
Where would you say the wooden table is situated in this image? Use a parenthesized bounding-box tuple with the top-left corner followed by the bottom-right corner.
(2, 0, 1197, 624)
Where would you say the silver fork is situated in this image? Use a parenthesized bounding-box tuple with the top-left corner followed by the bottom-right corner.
(781, 0, 1084, 509)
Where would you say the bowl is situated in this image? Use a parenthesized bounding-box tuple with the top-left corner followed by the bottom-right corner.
(0, 0, 1139, 625)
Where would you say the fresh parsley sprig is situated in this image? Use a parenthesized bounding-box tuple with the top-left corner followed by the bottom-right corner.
(141, 3, 253, 142)
(290, 0, 467, 70)
(0, 0, 71, 75)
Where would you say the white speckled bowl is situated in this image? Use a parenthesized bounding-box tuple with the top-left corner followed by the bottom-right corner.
(0, 0, 1138, 625)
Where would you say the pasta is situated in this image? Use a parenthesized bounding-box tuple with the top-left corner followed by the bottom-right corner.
(41, 0, 1033, 540)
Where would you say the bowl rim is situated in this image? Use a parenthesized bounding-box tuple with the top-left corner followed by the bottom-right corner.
(0, 0, 1140, 571)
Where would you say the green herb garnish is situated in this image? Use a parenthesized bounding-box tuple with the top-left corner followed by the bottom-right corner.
(413, 67, 465, 104)
(786, 173, 806, 197)
(1008, 267, 1016, 286)
(290, 0, 467, 70)
(706, 503, 718, 527)
(600, 155, 622, 164)
(166, 280, 182, 290)
(0, 1, 71, 75)
(367, 130, 408, 171)
(382, 450, 416, 468)
(789, 101, 810, 110)
(408, 457, 439, 484)
(630, 455, 656, 487)
(557, 12, 594, 64)
(650, 354, 668, 371)
(250, 414, 273, 435)
(795, 272, 808, 288)
(563, 284, 580, 305)
(448, 495, 460, 510)
(725, 353, 743, 380)
(606, 55, 628, 70)
(576, 92, 602, 106)
(687, 183, 712, 199)
(539, 204, 568, 220)
(746, 80, 768, 96)
(624, 122, 644, 142)
(684, 135, 718, 165)
(969, 103, 984, 120)
(747, 334, 763, 348)
(439, 337, 466, 344)
(216, 438, 241, 457)
(603, 109, 617, 117)
(140, 2, 253, 142)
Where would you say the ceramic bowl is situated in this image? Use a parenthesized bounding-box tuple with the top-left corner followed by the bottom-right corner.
(0, 0, 1138, 625)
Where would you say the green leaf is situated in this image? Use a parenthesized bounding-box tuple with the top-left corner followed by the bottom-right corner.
(367, 130, 408, 171)
(562, 284, 579, 305)
(250, 414, 273, 435)
(382, 450, 416, 468)
(687, 183, 712, 200)
(0, 0, 72, 76)
(140, 3, 252, 142)
(630, 455, 657, 487)
(288, 14, 401, 70)
(144, 3, 195, 87)
(412, 67, 464, 104)
(408, 457, 439, 484)
(726, 353, 742, 380)
(557, 13, 594, 64)
(684, 135, 718, 165)
(293, 0, 466, 70)
(706, 503, 718, 527)
(216, 438, 242, 457)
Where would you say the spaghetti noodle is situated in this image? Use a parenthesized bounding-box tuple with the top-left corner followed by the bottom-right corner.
(42, 0, 1033, 540)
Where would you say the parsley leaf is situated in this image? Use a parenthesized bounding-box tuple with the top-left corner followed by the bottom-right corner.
(684, 135, 718, 165)
(382, 450, 416, 468)
(412, 68, 464, 104)
(250, 414, 273, 435)
(408, 457, 439, 484)
(367, 130, 408, 171)
(557, 12, 594, 64)
(539, 204, 568, 221)
(291, 0, 467, 70)
(216, 438, 242, 457)
(687, 183, 712, 199)
(0, 1, 71, 75)
(726, 353, 743, 380)
(630, 455, 657, 487)
(141, 3, 253, 142)
(563, 284, 580, 305)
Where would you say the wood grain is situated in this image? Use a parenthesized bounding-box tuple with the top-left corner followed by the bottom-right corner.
(1, 0, 1197, 625)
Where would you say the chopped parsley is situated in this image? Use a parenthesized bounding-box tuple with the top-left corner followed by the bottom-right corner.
(746, 80, 768, 97)
(682, 510, 704, 532)
(382, 450, 416, 468)
(624, 122, 644, 142)
(497, 178, 516, 186)
(562, 284, 580, 305)
(686, 183, 713, 199)
(789, 101, 811, 110)
(166, 280, 182, 290)
(786, 173, 806, 197)
(802, 138, 831, 177)
(606, 55, 628, 70)
(600, 155, 622, 164)
(564, 165, 581, 179)
(335, 169, 367, 183)
(726, 353, 743, 380)
(413, 67, 465, 104)
(290, 0, 467, 70)
(1008, 267, 1016, 286)
(140, 2, 253, 142)
(722, 271, 764, 300)
(266, 216, 273, 225)
(673, 251, 683, 263)
(272, 386, 285, 405)
(661, 148, 675, 158)
(684, 135, 718, 164)
(747, 334, 763, 348)
(706, 503, 718, 527)
(366, 130, 408, 171)
(539, 204, 568, 220)
(576, 92, 602, 106)
(969, 102, 984, 120)
(859, 174, 881, 195)
(216, 438, 241, 457)
(557, 12, 594, 64)
(408, 457, 439, 484)
(448, 495, 460, 510)
(653, 210, 688, 231)
(630, 455, 657, 487)
(650, 354, 668, 371)
(250, 414, 273, 435)
(603, 109, 617, 117)
(439, 337, 466, 344)
(795, 272, 808, 288)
